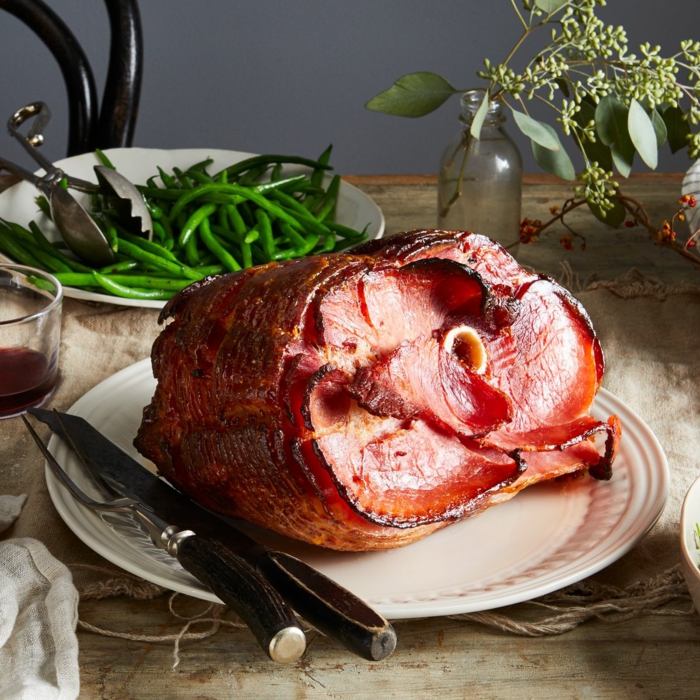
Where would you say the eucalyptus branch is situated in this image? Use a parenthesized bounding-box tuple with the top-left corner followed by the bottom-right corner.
(366, 0, 700, 269)
(510, 0, 528, 30)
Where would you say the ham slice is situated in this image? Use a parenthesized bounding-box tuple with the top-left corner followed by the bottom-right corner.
(135, 230, 620, 551)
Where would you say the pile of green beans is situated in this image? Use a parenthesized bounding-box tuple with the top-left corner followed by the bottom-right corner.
(0, 146, 369, 301)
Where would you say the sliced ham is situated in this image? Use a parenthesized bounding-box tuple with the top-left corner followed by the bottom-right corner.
(135, 230, 620, 551)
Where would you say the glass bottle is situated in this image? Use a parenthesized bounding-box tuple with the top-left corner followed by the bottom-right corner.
(437, 89, 523, 247)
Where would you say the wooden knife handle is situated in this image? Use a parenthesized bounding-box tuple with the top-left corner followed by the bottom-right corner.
(257, 550, 397, 661)
(176, 535, 306, 664)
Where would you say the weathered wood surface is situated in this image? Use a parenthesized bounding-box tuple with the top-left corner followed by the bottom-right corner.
(70, 174, 700, 700)
(79, 594, 700, 699)
(345, 173, 699, 286)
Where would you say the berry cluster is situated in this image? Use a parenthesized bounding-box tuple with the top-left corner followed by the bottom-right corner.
(519, 217, 542, 244)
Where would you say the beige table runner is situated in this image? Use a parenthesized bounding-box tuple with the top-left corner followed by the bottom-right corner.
(1, 276, 699, 640)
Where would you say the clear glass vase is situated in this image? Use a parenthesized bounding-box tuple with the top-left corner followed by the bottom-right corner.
(437, 89, 523, 247)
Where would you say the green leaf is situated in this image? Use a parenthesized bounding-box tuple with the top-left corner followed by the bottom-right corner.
(512, 110, 560, 151)
(662, 106, 691, 153)
(587, 198, 627, 228)
(365, 72, 459, 118)
(650, 108, 667, 148)
(628, 98, 658, 169)
(531, 126, 575, 181)
(572, 99, 613, 172)
(595, 96, 628, 147)
(611, 143, 635, 178)
(470, 90, 491, 139)
(595, 96, 635, 176)
(535, 0, 569, 13)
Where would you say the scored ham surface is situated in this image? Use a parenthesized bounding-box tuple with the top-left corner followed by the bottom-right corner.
(135, 230, 621, 551)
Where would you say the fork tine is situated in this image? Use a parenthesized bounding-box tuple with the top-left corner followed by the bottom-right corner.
(21, 414, 100, 507)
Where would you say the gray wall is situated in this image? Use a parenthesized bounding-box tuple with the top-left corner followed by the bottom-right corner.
(0, 1, 694, 175)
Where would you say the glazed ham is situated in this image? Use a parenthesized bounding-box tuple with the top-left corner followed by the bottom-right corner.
(135, 230, 620, 551)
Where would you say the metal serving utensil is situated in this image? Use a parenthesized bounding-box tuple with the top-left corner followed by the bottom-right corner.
(9, 103, 152, 240)
(1, 103, 114, 266)
(21, 413, 307, 665)
(1, 102, 152, 266)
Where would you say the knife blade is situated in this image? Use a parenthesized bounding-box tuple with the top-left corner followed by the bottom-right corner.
(30, 407, 397, 661)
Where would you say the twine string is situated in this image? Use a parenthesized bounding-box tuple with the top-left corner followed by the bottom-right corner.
(71, 563, 693, 667)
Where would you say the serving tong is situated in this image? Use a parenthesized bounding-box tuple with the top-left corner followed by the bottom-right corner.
(22, 413, 307, 664)
(0, 102, 152, 267)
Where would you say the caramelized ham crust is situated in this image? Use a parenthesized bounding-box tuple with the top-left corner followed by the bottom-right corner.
(135, 230, 620, 551)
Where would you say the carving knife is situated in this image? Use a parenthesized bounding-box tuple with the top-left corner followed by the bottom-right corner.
(22, 413, 305, 664)
(29, 408, 398, 661)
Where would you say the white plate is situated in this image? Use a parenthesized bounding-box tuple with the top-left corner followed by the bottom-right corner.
(0, 148, 385, 309)
(46, 359, 668, 619)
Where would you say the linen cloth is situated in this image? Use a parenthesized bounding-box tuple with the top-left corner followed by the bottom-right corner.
(0, 494, 79, 700)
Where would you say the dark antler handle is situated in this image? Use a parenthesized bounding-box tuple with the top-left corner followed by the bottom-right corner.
(175, 535, 306, 664)
(257, 550, 397, 661)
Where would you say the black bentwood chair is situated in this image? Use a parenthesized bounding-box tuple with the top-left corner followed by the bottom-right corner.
(0, 0, 143, 157)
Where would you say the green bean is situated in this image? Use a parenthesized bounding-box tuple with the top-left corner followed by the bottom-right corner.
(173, 167, 195, 190)
(28, 221, 93, 273)
(318, 233, 336, 253)
(136, 186, 186, 200)
(195, 263, 226, 276)
(95, 149, 116, 169)
(145, 200, 163, 219)
(240, 239, 253, 268)
(0, 226, 43, 267)
(55, 272, 192, 291)
(177, 204, 218, 248)
(185, 229, 200, 266)
(311, 144, 333, 189)
(170, 184, 307, 233)
(93, 214, 119, 253)
(279, 222, 318, 256)
(210, 223, 239, 245)
(116, 227, 180, 263)
(157, 167, 177, 189)
(31, 247, 73, 273)
(215, 154, 332, 181)
(271, 163, 283, 182)
(252, 174, 307, 194)
(152, 221, 166, 243)
(99, 259, 140, 274)
(255, 210, 276, 261)
(325, 220, 370, 241)
(333, 236, 365, 252)
(35, 195, 52, 220)
(238, 163, 270, 185)
(0, 218, 34, 243)
(116, 238, 203, 280)
(199, 218, 241, 272)
(185, 170, 215, 186)
(268, 191, 332, 236)
(314, 174, 341, 221)
(90, 272, 175, 300)
(186, 157, 214, 173)
(226, 204, 247, 238)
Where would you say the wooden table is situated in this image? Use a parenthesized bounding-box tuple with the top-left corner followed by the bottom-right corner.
(8, 174, 700, 698)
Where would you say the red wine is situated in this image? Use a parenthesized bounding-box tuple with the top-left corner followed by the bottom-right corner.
(0, 347, 56, 418)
